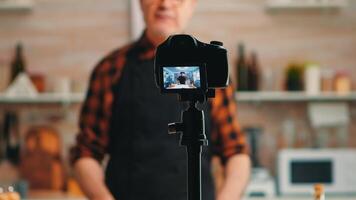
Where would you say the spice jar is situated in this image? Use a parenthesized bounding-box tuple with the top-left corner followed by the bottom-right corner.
(334, 70, 351, 95)
(321, 69, 334, 92)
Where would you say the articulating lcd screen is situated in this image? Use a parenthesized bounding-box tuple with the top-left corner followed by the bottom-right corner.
(163, 66, 201, 89)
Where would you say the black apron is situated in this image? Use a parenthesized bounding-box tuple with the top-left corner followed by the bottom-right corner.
(105, 48, 215, 200)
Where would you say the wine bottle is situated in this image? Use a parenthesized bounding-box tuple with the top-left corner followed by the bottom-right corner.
(248, 51, 260, 91)
(10, 43, 26, 83)
(3, 112, 20, 166)
(236, 43, 248, 91)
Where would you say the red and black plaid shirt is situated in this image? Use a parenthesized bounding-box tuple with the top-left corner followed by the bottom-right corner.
(70, 33, 248, 165)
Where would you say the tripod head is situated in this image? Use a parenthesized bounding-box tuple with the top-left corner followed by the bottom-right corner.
(168, 100, 208, 147)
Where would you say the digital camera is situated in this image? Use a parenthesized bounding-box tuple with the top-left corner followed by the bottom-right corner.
(154, 34, 229, 99)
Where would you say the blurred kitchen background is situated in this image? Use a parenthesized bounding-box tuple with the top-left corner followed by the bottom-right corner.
(0, 0, 356, 199)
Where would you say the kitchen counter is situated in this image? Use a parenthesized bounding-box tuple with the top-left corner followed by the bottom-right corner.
(26, 198, 356, 200)
(24, 190, 356, 200)
(244, 198, 356, 200)
(25, 190, 356, 200)
(25, 190, 85, 200)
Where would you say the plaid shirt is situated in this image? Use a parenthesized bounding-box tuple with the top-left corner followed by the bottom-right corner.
(70, 33, 248, 165)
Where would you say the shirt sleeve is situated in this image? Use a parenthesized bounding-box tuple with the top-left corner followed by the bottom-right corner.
(209, 85, 249, 164)
(70, 59, 114, 165)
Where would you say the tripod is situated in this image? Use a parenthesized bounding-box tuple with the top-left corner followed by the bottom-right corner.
(168, 100, 208, 200)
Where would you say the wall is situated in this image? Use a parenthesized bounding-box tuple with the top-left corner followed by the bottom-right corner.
(188, 0, 356, 87)
(1, 0, 356, 85)
(0, 0, 130, 84)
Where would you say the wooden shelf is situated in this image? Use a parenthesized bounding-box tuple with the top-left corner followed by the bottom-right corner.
(236, 92, 356, 102)
(266, 0, 348, 11)
(0, 93, 84, 104)
(0, 92, 356, 105)
(0, 0, 34, 12)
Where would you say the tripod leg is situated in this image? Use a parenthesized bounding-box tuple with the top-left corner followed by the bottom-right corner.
(187, 145, 202, 200)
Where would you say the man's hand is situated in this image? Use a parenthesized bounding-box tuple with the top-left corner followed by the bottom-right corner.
(216, 154, 251, 200)
(91, 196, 114, 200)
(74, 157, 115, 200)
(217, 192, 237, 200)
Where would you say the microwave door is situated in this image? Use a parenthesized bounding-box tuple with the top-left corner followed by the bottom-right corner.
(291, 160, 333, 184)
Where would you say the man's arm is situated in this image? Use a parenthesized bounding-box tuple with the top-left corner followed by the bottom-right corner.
(70, 56, 123, 200)
(217, 154, 251, 200)
(210, 86, 251, 200)
(74, 158, 114, 200)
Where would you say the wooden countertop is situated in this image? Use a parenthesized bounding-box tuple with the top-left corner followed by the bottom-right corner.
(26, 190, 86, 200)
(26, 190, 356, 200)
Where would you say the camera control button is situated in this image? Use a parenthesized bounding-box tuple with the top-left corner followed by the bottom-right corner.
(210, 41, 223, 46)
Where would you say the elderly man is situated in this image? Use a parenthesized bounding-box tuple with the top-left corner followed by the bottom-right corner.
(70, 0, 250, 200)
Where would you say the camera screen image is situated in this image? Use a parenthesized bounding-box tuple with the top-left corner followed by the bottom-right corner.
(163, 66, 201, 89)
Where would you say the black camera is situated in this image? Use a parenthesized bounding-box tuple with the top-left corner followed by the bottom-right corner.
(154, 34, 229, 101)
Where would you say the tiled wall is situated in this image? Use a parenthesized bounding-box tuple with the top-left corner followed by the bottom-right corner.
(0, 0, 130, 84)
(1, 0, 355, 84)
(1, 0, 356, 172)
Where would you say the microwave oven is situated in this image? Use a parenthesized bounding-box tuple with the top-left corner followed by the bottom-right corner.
(277, 149, 356, 196)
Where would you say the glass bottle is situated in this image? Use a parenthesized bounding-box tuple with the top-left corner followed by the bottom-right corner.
(10, 43, 26, 83)
(3, 112, 20, 166)
(236, 43, 248, 91)
(248, 51, 260, 91)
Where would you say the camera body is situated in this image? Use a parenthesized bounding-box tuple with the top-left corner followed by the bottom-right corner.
(154, 34, 229, 100)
